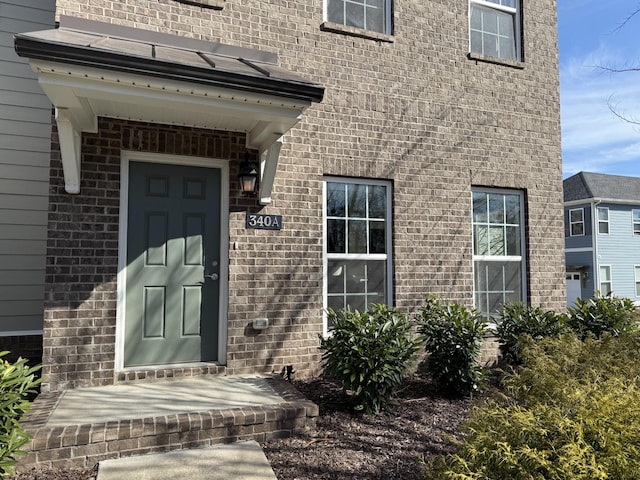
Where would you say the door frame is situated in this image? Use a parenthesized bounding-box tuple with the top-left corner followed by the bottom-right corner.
(115, 151, 230, 372)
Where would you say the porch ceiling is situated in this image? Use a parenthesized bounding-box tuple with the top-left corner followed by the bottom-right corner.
(14, 16, 324, 205)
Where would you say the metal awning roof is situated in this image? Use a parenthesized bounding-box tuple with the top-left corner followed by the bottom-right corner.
(14, 16, 324, 204)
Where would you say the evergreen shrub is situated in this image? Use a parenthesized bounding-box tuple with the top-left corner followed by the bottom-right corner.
(496, 302, 568, 364)
(0, 352, 41, 477)
(417, 296, 487, 397)
(567, 292, 637, 339)
(319, 304, 420, 414)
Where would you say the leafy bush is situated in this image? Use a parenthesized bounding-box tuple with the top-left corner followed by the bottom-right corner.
(0, 352, 41, 477)
(417, 296, 487, 397)
(496, 302, 568, 364)
(319, 304, 420, 414)
(426, 333, 640, 480)
(567, 292, 638, 339)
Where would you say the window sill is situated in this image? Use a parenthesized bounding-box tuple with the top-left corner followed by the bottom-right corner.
(320, 21, 394, 43)
(173, 0, 225, 9)
(467, 52, 524, 69)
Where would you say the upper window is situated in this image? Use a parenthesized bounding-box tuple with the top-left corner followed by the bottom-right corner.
(326, 0, 392, 34)
(633, 209, 640, 236)
(469, 0, 521, 61)
(597, 207, 609, 235)
(324, 179, 392, 328)
(472, 189, 526, 319)
(569, 208, 584, 237)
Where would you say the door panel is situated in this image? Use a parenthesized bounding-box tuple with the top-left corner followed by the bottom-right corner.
(125, 161, 221, 367)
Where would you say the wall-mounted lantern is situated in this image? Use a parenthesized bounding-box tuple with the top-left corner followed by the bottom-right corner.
(239, 153, 259, 196)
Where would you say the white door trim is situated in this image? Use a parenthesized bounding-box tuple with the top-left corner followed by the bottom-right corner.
(116, 151, 230, 372)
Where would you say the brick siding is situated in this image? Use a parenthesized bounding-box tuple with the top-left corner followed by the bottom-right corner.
(42, 0, 564, 391)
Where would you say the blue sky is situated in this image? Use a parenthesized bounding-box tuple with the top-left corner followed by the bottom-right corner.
(558, 1, 640, 178)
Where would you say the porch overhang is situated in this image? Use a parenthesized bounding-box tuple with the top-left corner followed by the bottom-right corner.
(15, 17, 324, 204)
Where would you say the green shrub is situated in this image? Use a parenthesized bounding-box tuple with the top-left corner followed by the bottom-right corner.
(319, 304, 420, 414)
(0, 352, 41, 477)
(426, 333, 640, 480)
(496, 302, 568, 364)
(417, 296, 487, 397)
(567, 292, 638, 339)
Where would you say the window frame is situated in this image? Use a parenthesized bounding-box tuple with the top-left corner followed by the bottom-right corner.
(323, 177, 393, 335)
(597, 206, 609, 235)
(469, 0, 522, 62)
(635, 265, 640, 297)
(569, 208, 584, 237)
(472, 187, 527, 319)
(633, 209, 640, 236)
(599, 265, 612, 296)
(324, 0, 393, 36)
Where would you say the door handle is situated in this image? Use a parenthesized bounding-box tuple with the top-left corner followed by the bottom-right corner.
(205, 273, 219, 281)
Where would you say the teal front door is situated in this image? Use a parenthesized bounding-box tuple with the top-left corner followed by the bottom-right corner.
(124, 161, 221, 367)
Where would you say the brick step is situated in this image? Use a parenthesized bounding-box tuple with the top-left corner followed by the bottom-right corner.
(17, 378, 317, 470)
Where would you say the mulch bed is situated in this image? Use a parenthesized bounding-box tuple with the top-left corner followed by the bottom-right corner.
(8, 375, 472, 480)
(263, 375, 472, 480)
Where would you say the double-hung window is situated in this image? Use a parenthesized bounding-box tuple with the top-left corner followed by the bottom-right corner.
(324, 179, 392, 326)
(599, 266, 612, 296)
(472, 189, 526, 319)
(597, 207, 609, 234)
(633, 209, 640, 235)
(635, 266, 640, 297)
(469, 0, 521, 61)
(326, 0, 392, 34)
(569, 208, 584, 236)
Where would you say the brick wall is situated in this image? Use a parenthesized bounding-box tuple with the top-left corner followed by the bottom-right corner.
(43, 0, 565, 390)
(43, 119, 324, 391)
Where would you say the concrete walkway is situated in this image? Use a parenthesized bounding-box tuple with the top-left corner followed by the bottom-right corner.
(46, 376, 285, 426)
(96, 440, 277, 480)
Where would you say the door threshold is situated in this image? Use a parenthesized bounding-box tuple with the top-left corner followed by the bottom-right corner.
(116, 362, 227, 384)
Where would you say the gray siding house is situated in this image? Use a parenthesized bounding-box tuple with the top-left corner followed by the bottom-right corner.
(6, 0, 565, 392)
(0, 0, 55, 358)
(564, 172, 640, 305)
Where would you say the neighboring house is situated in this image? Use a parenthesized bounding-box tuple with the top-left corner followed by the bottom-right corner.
(564, 171, 640, 306)
(0, 0, 55, 360)
(6, 0, 564, 393)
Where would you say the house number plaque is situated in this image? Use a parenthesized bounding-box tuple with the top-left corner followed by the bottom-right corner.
(246, 213, 283, 230)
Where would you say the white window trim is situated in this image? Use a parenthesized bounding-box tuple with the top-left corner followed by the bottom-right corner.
(632, 209, 640, 236)
(635, 265, 640, 297)
(471, 187, 527, 317)
(322, 177, 393, 336)
(599, 265, 612, 296)
(323, 0, 393, 36)
(597, 206, 610, 235)
(569, 208, 585, 237)
(469, 0, 522, 62)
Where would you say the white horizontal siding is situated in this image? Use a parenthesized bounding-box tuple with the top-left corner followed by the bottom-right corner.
(0, 193, 48, 210)
(0, 208, 48, 225)
(0, 239, 47, 255)
(0, 254, 46, 270)
(0, 178, 49, 196)
(0, 0, 54, 335)
(0, 72, 47, 95)
(0, 163, 50, 182)
(0, 104, 52, 124)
